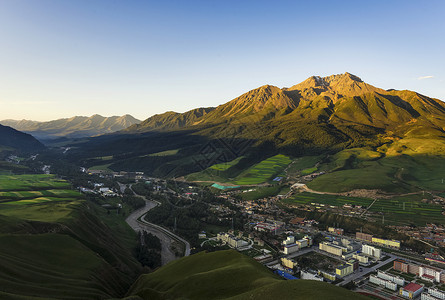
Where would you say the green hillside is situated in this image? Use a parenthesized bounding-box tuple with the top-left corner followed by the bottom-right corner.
(0, 174, 142, 299)
(127, 250, 369, 300)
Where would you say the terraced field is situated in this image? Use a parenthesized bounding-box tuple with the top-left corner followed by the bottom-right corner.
(308, 152, 445, 193)
(187, 154, 292, 185)
(282, 192, 444, 226)
(233, 154, 292, 185)
(0, 173, 142, 299)
(282, 192, 374, 208)
(0, 174, 83, 221)
(0, 174, 70, 191)
(368, 194, 444, 226)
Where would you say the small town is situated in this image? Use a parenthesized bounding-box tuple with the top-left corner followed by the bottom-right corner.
(71, 165, 445, 300)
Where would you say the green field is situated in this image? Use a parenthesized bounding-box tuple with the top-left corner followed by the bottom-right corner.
(368, 194, 444, 225)
(282, 192, 374, 208)
(209, 156, 244, 171)
(147, 149, 179, 157)
(128, 250, 369, 300)
(187, 154, 292, 185)
(233, 154, 292, 185)
(301, 167, 318, 175)
(282, 192, 444, 226)
(0, 174, 70, 191)
(0, 174, 83, 221)
(307, 151, 445, 193)
(0, 173, 142, 299)
(286, 155, 323, 175)
(89, 163, 113, 171)
(240, 185, 282, 200)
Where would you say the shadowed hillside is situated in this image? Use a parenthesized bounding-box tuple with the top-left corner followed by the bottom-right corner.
(126, 250, 369, 300)
(0, 124, 45, 153)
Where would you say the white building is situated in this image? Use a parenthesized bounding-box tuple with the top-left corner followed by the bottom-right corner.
(283, 236, 295, 245)
(99, 187, 110, 193)
(362, 244, 381, 259)
(377, 270, 405, 286)
(422, 293, 441, 300)
(419, 265, 444, 283)
(369, 274, 397, 291)
(422, 288, 445, 300)
(217, 233, 248, 249)
(353, 253, 369, 264)
(284, 243, 299, 255)
(319, 242, 346, 256)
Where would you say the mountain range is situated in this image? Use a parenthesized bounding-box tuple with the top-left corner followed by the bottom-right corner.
(121, 72, 445, 146)
(0, 114, 141, 141)
(67, 72, 445, 190)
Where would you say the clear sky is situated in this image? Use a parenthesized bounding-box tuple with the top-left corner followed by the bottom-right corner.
(0, 0, 444, 121)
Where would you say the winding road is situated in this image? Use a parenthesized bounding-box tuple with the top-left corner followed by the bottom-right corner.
(122, 183, 191, 265)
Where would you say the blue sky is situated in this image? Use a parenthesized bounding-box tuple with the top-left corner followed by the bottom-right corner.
(0, 0, 444, 121)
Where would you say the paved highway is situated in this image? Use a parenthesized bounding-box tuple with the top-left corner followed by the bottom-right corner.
(124, 183, 190, 265)
(337, 254, 397, 286)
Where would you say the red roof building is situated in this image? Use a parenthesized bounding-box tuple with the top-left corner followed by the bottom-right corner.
(399, 283, 424, 299)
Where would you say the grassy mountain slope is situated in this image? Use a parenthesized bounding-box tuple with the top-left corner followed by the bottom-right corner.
(69, 73, 445, 192)
(1, 114, 141, 140)
(127, 250, 368, 300)
(0, 174, 142, 299)
(124, 107, 214, 133)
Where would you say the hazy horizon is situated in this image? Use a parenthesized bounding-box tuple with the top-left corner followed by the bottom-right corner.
(1, 0, 444, 121)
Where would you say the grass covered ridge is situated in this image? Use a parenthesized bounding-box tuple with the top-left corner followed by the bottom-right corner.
(127, 250, 369, 300)
(0, 174, 142, 299)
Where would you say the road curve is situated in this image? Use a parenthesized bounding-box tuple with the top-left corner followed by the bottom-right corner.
(123, 184, 191, 265)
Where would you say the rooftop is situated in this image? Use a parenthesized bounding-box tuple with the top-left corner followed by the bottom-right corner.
(403, 282, 423, 292)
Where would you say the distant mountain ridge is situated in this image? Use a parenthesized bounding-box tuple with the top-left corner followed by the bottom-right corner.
(1, 114, 141, 140)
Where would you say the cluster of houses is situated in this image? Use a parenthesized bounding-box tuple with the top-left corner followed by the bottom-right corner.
(79, 182, 118, 197)
(364, 259, 445, 299)
(394, 259, 445, 284)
